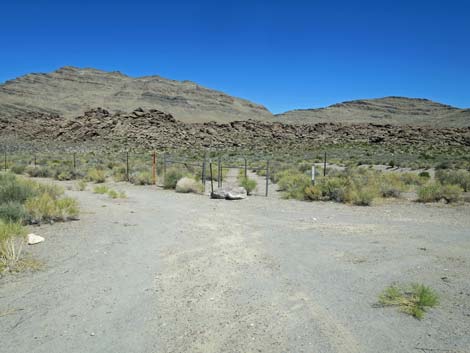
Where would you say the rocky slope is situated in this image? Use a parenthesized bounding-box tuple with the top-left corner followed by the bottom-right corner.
(1, 108, 469, 152)
(0, 66, 272, 123)
(276, 97, 470, 127)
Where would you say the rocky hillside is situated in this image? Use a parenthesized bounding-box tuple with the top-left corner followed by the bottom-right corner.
(0, 66, 272, 123)
(276, 97, 470, 127)
(1, 108, 469, 152)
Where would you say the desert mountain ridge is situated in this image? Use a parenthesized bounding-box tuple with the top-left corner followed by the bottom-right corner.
(0, 66, 469, 127)
(276, 96, 470, 127)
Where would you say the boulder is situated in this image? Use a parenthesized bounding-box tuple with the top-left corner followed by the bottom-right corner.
(27, 233, 45, 245)
(211, 187, 247, 200)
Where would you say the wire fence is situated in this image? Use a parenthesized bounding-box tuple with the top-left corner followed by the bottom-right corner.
(2, 149, 332, 197)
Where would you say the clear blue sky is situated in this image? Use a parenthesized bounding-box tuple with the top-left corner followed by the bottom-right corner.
(1, 0, 469, 113)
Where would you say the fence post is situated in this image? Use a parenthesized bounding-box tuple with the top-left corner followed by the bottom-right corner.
(217, 156, 221, 188)
(244, 157, 247, 178)
(34, 155, 37, 167)
(163, 152, 167, 186)
(323, 152, 327, 177)
(126, 151, 130, 181)
(152, 151, 156, 185)
(209, 161, 214, 195)
(201, 154, 206, 191)
(3, 151, 6, 171)
(265, 159, 270, 197)
(73, 153, 76, 171)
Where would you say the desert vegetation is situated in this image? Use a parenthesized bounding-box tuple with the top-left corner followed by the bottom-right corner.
(378, 284, 439, 319)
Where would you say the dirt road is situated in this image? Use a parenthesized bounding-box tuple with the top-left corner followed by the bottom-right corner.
(1, 181, 469, 353)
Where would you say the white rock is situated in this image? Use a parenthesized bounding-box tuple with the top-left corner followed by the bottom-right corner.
(27, 233, 45, 245)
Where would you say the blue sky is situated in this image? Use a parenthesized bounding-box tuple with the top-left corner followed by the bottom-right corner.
(0, 0, 469, 113)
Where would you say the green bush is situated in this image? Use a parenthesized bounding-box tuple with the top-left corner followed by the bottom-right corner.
(379, 283, 439, 319)
(93, 185, 109, 194)
(435, 170, 470, 192)
(278, 171, 311, 200)
(379, 174, 406, 198)
(417, 182, 463, 203)
(0, 173, 37, 204)
(25, 193, 79, 222)
(77, 180, 87, 191)
(112, 166, 128, 182)
(0, 202, 28, 222)
(130, 171, 153, 185)
(86, 168, 106, 183)
(164, 168, 184, 189)
(418, 171, 430, 179)
(25, 166, 52, 178)
(304, 185, 322, 201)
(10, 164, 26, 175)
(239, 177, 257, 195)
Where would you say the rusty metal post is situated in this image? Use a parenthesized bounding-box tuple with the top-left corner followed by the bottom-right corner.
(323, 152, 327, 177)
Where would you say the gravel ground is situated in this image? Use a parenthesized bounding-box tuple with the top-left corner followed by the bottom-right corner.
(1, 179, 469, 353)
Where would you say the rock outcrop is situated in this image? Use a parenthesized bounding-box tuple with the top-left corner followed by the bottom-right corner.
(1, 108, 469, 152)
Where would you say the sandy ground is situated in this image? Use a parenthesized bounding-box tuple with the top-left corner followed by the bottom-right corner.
(1, 179, 470, 353)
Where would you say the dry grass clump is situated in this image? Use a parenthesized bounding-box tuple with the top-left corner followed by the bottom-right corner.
(130, 171, 153, 185)
(378, 284, 439, 319)
(175, 177, 203, 194)
(93, 185, 126, 199)
(0, 221, 27, 273)
(25, 193, 79, 222)
(86, 168, 106, 183)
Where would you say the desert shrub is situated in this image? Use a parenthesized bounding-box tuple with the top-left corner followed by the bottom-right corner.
(93, 185, 109, 194)
(77, 180, 87, 191)
(0, 202, 28, 222)
(107, 189, 127, 199)
(379, 174, 406, 198)
(304, 185, 322, 201)
(54, 198, 79, 220)
(440, 184, 463, 203)
(435, 169, 470, 192)
(130, 171, 153, 185)
(418, 171, 430, 179)
(175, 177, 203, 194)
(400, 172, 427, 186)
(239, 177, 257, 195)
(417, 182, 463, 203)
(316, 177, 349, 202)
(10, 164, 26, 175)
(86, 168, 106, 183)
(25, 166, 52, 178)
(0, 173, 37, 204)
(25, 193, 79, 222)
(0, 221, 27, 273)
(379, 284, 439, 319)
(348, 185, 378, 206)
(53, 168, 82, 181)
(417, 182, 442, 203)
(278, 171, 311, 200)
(112, 166, 128, 182)
(164, 168, 184, 189)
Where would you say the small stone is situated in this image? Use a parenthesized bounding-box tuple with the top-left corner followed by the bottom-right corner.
(27, 233, 45, 245)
